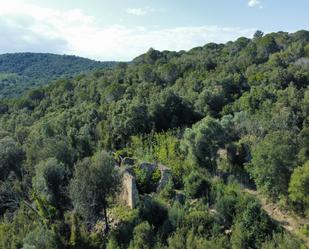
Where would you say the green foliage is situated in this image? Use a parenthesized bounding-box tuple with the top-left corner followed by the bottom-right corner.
(133, 165, 148, 194)
(167, 228, 230, 249)
(69, 151, 120, 224)
(160, 179, 176, 200)
(0, 179, 22, 216)
(168, 228, 205, 249)
(0, 136, 24, 181)
(32, 158, 68, 211)
(261, 232, 303, 249)
(184, 210, 215, 237)
(31, 192, 57, 227)
(182, 116, 225, 171)
(289, 161, 309, 216)
(247, 131, 298, 198)
(128, 221, 154, 249)
(132, 164, 161, 194)
(215, 192, 239, 226)
(150, 91, 199, 131)
(69, 212, 81, 248)
(183, 171, 210, 199)
(21, 226, 60, 249)
(231, 200, 278, 249)
(99, 99, 150, 149)
(0, 205, 36, 249)
(25, 133, 76, 169)
(167, 202, 186, 230)
(139, 197, 168, 228)
(0, 30, 308, 248)
(152, 167, 161, 185)
(106, 237, 121, 249)
(108, 207, 139, 247)
(127, 131, 186, 187)
(0, 53, 115, 98)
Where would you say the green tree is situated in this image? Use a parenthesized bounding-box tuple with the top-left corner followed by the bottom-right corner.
(129, 222, 154, 249)
(247, 131, 298, 198)
(231, 201, 277, 249)
(100, 99, 150, 149)
(168, 228, 209, 249)
(184, 171, 210, 199)
(22, 226, 60, 249)
(32, 158, 68, 214)
(254, 30, 264, 39)
(150, 91, 198, 131)
(0, 137, 24, 181)
(261, 233, 303, 249)
(69, 151, 120, 233)
(182, 116, 225, 171)
(289, 161, 309, 216)
(158, 63, 179, 84)
(69, 212, 82, 249)
(139, 197, 167, 228)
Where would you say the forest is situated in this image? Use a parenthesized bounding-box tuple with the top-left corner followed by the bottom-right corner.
(0, 30, 308, 249)
(0, 53, 115, 99)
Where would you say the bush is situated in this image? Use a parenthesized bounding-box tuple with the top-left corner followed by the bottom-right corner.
(139, 197, 168, 228)
(184, 171, 210, 199)
(231, 201, 278, 249)
(129, 221, 154, 249)
(181, 116, 225, 171)
(22, 226, 60, 249)
(261, 232, 303, 249)
(215, 192, 238, 226)
(289, 161, 309, 217)
(247, 131, 298, 199)
(133, 165, 161, 194)
(184, 210, 215, 237)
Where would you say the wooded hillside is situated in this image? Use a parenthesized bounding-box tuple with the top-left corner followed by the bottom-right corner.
(0, 30, 308, 249)
(0, 53, 115, 98)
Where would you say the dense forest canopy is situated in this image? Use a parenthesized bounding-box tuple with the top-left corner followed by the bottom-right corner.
(0, 53, 116, 99)
(0, 30, 309, 249)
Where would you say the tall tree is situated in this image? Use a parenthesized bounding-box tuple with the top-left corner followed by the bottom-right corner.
(182, 116, 225, 172)
(69, 151, 120, 233)
(247, 131, 298, 198)
(0, 137, 24, 181)
(32, 158, 68, 216)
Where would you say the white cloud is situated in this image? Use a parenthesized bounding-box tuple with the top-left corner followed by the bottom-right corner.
(0, 0, 256, 61)
(248, 0, 263, 8)
(126, 8, 148, 16)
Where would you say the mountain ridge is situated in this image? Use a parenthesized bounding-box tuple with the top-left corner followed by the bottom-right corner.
(0, 52, 117, 99)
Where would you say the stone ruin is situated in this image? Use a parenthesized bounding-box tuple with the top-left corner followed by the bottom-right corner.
(119, 160, 171, 209)
(119, 166, 139, 209)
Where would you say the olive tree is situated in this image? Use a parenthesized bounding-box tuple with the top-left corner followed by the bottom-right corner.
(69, 151, 120, 233)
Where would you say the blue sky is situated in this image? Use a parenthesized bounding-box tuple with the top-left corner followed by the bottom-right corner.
(0, 0, 308, 61)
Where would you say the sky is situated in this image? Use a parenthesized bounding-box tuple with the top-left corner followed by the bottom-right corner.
(0, 0, 308, 61)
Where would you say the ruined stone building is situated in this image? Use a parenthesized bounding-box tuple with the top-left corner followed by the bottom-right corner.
(119, 162, 171, 209)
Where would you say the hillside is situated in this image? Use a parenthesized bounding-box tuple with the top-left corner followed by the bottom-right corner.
(0, 30, 308, 249)
(0, 53, 116, 98)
